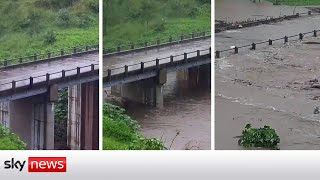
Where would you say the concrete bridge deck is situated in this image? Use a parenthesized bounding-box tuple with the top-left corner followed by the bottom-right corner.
(103, 38, 211, 73)
(0, 52, 99, 92)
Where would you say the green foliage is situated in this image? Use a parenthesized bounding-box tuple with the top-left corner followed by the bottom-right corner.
(0, 124, 26, 150)
(238, 124, 280, 149)
(54, 89, 68, 149)
(103, 103, 165, 150)
(44, 30, 57, 44)
(103, 0, 211, 49)
(0, 0, 98, 60)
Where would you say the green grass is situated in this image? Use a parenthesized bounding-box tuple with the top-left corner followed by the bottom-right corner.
(103, 0, 211, 50)
(0, 0, 98, 60)
(103, 103, 165, 150)
(267, 0, 320, 6)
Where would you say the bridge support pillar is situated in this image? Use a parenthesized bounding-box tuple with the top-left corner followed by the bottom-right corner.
(113, 70, 167, 108)
(8, 85, 58, 150)
(67, 81, 99, 150)
(176, 65, 211, 87)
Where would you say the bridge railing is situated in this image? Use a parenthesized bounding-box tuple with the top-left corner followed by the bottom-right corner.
(103, 31, 211, 55)
(0, 63, 99, 91)
(215, 11, 318, 33)
(215, 29, 320, 59)
(105, 47, 211, 81)
(0, 44, 99, 69)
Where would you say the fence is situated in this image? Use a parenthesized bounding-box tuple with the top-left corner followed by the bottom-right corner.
(215, 30, 320, 59)
(0, 44, 99, 68)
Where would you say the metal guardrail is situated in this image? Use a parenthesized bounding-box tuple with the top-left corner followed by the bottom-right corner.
(0, 63, 99, 91)
(103, 31, 211, 55)
(0, 44, 99, 68)
(216, 11, 318, 33)
(215, 29, 320, 58)
(105, 47, 211, 82)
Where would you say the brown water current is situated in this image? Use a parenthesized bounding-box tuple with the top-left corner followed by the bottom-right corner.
(215, 3, 320, 149)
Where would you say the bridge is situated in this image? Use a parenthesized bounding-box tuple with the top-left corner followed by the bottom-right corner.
(103, 32, 211, 108)
(0, 45, 99, 150)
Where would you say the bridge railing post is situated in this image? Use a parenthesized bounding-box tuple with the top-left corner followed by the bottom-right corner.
(216, 51, 220, 59)
(61, 70, 65, 79)
(184, 53, 187, 63)
(156, 58, 160, 70)
(61, 49, 64, 56)
(269, 39, 273, 45)
(180, 34, 184, 41)
(86, 45, 89, 52)
(234, 46, 239, 54)
(192, 33, 195, 39)
(170, 55, 174, 64)
(284, 36, 288, 43)
(251, 43, 256, 50)
(29, 77, 33, 88)
(157, 38, 160, 45)
(169, 36, 172, 43)
(19, 57, 23, 64)
(117, 46, 121, 52)
(124, 65, 128, 77)
(12, 80, 16, 91)
(107, 69, 111, 81)
(131, 44, 134, 50)
(91, 64, 95, 72)
(47, 51, 51, 59)
(46, 73, 50, 85)
(314, 30, 317, 37)
(73, 47, 77, 54)
(144, 41, 148, 48)
(140, 62, 144, 73)
(197, 50, 200, 57)
(77, 67, 80, 76)
(299, 33, 303, 40)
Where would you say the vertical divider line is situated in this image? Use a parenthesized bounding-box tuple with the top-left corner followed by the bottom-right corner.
(98, 0, 103, 151)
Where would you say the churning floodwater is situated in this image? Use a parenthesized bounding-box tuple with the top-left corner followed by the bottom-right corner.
(105, 71, 211, 150)
(215, 1, 320, 150)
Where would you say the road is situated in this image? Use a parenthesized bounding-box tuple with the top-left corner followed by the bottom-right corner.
(103, 38, 211, 74)
(0, 52, 99, 91)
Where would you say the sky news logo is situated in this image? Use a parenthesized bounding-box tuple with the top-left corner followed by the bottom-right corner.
(3, 157, 66, 172)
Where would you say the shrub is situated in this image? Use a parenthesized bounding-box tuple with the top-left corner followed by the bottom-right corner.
(238, 124, 280, 149)
(0, 124, 26, 150)
(44, 30, 57, 44)
(56, 9, 71, 27)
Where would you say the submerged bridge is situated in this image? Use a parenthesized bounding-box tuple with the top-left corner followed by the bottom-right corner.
(0, 45, 99, 150)
(103, 32, 211, 108)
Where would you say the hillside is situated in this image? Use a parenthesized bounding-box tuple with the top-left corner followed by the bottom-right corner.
(103, 0, 211, 49)
(0, 0, 98, 60)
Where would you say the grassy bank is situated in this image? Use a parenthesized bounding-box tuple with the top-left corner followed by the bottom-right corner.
(0, 0, 98, 60)
(0, 125, 26, 150)
(103, 103, 165, 150)
(267, 0, 320, 6)
(103, 0, 211, 49)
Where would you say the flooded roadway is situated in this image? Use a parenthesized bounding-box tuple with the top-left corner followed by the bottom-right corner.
(215, 5, 320, 149)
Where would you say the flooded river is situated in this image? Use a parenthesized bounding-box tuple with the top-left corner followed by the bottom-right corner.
(215, 1, 320, 150)
(105, 71, 211, 150)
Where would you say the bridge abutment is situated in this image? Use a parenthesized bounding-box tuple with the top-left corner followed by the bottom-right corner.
(176, 65, 211, 87)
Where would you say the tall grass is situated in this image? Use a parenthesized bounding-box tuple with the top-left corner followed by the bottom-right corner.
(0, 0, 98, 60)
(103, 0, 211, 49)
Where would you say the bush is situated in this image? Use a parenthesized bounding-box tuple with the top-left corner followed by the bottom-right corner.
(238, 124, 280, 149)
(44, 30, 57, 44)
(56, 9, 71, 27)
(0, 124, 26, 150)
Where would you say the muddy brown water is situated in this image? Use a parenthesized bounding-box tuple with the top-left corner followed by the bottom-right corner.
(105, 72, 211, 150)
(216, 0, 308, 22)
(215, 8, 320, 149)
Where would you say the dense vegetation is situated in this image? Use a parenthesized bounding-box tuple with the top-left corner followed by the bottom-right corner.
(103, 0, 211, 49)
(267, 0, 320, 5)
(54, 89, 69, 149)
(0, 124, 26, 150)
(0, 0, 98, 60)
(103, 103, 166, 150)
(238, 124, 280, 149)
